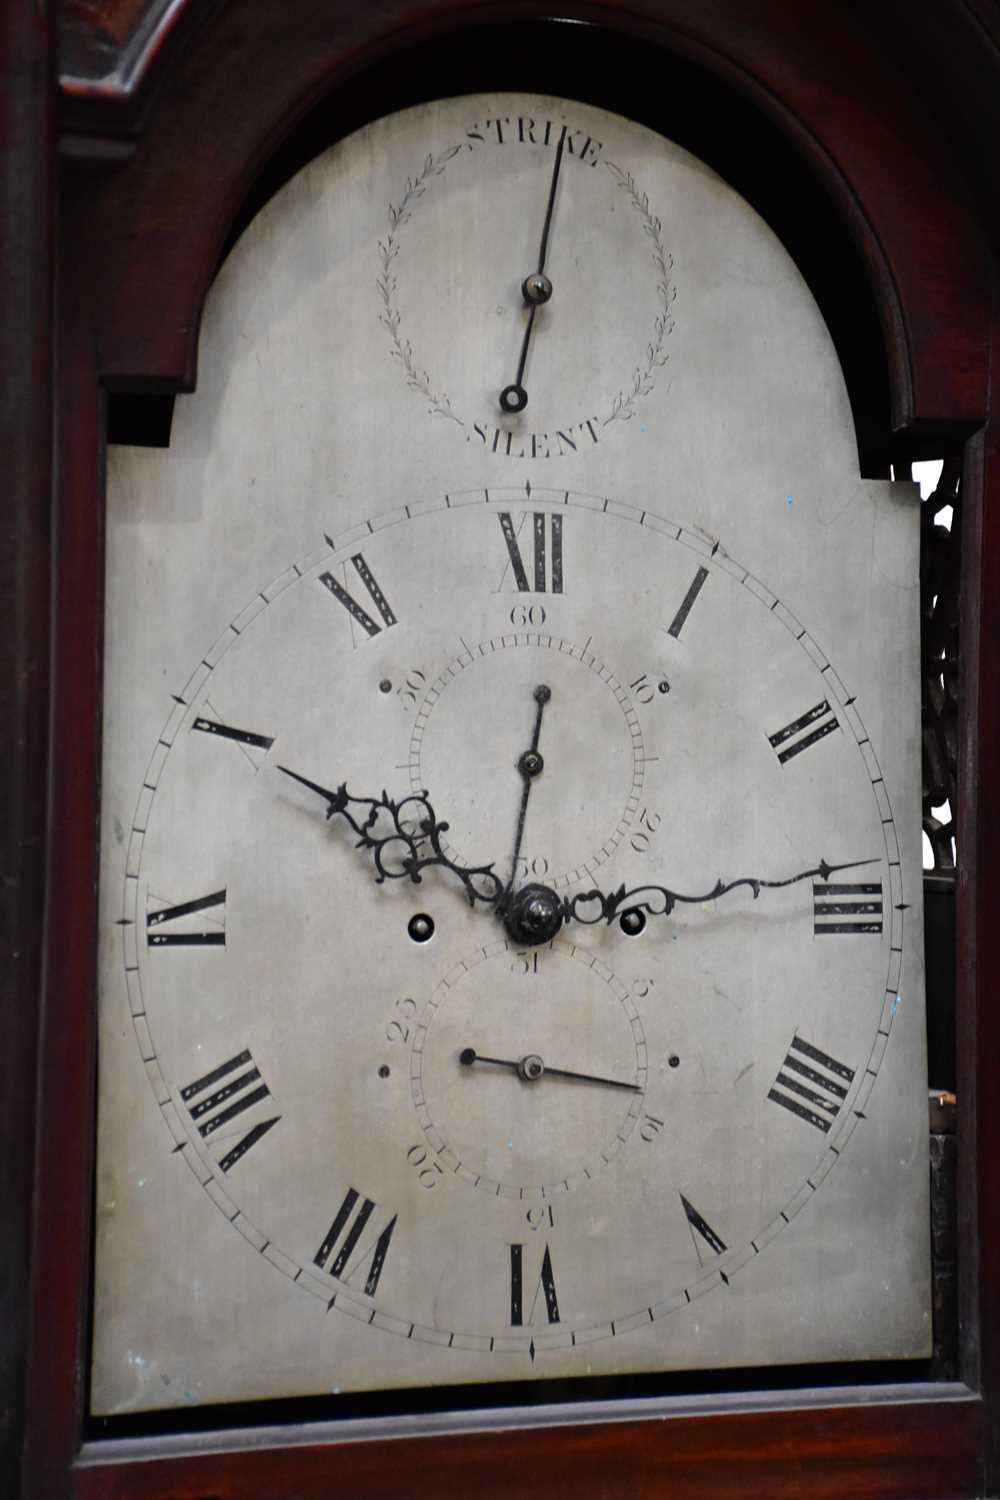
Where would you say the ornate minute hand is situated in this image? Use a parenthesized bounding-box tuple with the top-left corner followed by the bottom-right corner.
(561, 856, 881, 928)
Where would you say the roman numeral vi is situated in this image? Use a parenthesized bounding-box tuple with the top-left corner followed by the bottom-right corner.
(509, 1242, 560, 1326)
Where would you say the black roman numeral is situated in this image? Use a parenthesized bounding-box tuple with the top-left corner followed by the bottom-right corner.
(314, 1187, 397, 1297)
(767, 700, 839, 764)
(180, 1049, 279, 1172)
(768, 1035, 855, 1133)
(498, 511, 564, 593)
(192, 717, 275, 751)
(666, 565, 709, 638)
(318, 553, 397, 637)
(147, 889, 226, 947)
(680, 1194, 727, 1258)
(813, 881, 884, 935)
(509, 1242, 560, 1326)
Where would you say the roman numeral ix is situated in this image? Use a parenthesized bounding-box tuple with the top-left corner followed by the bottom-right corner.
(768, 1035, 855, 1133)
(180, 1048, 279, 1172)
(498, 511, 564, 593)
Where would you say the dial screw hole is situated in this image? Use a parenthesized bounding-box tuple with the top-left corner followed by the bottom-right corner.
(619, 908, 646, 937)
(378, 1065, 390, 1079)
(408, 913, 435, 944)
(658, 679, 670, 694)
(379, 679, 392, 694)
(668, 1054, 680, 1069)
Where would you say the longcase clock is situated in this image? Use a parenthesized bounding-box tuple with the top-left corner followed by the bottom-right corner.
(6, 5, 1000, 1498)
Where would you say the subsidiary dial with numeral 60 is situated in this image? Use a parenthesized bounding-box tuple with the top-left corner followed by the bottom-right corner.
(111, 483, 907, 1380)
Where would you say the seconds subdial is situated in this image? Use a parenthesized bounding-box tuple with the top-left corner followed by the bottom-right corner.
(409, 633, 645, 889)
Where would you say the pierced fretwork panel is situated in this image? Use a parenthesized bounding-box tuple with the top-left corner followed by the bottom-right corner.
(910, 457, 961, 874)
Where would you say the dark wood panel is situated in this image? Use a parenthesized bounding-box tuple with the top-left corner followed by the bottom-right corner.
(0, 1, 55, 1495)
(72, 1397, 985, 1499)
(21, 174, 107, 1499)
(59, 0, 989, 438)
(956, 318, 1000, 1489)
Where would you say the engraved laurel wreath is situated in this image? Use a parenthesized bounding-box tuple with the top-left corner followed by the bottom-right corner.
(376, 146, 676, 428)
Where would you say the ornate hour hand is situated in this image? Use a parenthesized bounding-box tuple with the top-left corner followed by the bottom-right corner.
(276, 766, 504, 909)
(459, 1047, 642, 1094)
(499, 130, 565, 414)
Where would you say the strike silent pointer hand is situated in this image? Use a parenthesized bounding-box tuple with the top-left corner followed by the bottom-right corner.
(499, 130, 566, 415)
(459, 1047, 642, 1094)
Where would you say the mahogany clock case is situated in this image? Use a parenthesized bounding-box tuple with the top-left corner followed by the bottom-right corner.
(8, 3, 1000, 1498)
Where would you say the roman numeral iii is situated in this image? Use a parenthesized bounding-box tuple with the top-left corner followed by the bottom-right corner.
(498, 511, 564, 593)
(318, 552, 397, 637)
(509, 1242, 560, 1326)
(768, 1035, 855, 1133)
(813, 881, 884, 935)
(314, 1187, 397, 1297)
(180, 1048, 279, 1171)
(767, 700, 839, 764)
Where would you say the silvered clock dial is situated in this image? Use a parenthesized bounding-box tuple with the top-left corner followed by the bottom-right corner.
(92, 94, 930, 1415)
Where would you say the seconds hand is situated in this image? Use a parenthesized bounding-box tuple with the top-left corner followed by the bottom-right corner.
(506, 684, 551, 895)
(499, 129, 566, 415)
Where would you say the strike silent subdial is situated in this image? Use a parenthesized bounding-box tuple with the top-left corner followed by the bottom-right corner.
(410, 939, 648, 1199)
(409, 633, 645, 889)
